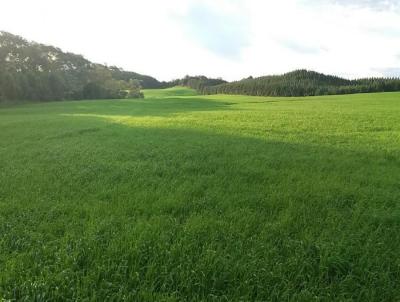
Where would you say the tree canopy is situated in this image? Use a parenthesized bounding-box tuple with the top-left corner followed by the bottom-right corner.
(0, 31, 158, 102)
(200, 70, 400, 97)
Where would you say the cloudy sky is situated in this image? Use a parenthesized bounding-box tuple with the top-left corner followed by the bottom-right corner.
(1, 0, 400, 81)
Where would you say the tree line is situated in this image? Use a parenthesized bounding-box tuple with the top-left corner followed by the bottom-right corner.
(167, 75, 226, 90)
(2, 32, 400, 103)
(0, 31, 162, 103)
(200, 70, 400, 97)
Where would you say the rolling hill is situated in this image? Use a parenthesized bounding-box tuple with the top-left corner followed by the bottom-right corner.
(0, 31, 163, 102)
(2, 31, 400, 102)
(201, 69, 400, 97)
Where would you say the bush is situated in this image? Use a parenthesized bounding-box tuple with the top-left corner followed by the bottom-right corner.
(126, 90, 144, 99)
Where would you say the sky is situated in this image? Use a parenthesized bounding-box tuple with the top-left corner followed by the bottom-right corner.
(1, 0, 400, 81)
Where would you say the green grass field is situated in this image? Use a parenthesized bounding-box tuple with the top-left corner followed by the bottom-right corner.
(1, 88, 400, 301)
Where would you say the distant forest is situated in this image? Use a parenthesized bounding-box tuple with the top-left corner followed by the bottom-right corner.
(1, 31, 400, 103)
(200, 70, 400, 97)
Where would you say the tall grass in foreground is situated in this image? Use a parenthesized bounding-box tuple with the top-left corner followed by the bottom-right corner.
(1, 89, 400, 301)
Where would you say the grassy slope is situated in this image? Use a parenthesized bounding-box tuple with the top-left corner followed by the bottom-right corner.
(143, 86, 198, 98)
(1, 89, 400, 301)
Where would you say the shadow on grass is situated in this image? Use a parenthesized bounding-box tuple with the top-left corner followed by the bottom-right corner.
(0, 97, 238, 125)
(71, 97, 237, 117)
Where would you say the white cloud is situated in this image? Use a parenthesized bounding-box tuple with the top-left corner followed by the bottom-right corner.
(180, 1, 249, 59)
(1, 0, 399, 80)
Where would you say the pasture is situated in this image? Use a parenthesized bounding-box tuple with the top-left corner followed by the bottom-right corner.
(1, 88, 400, 301)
